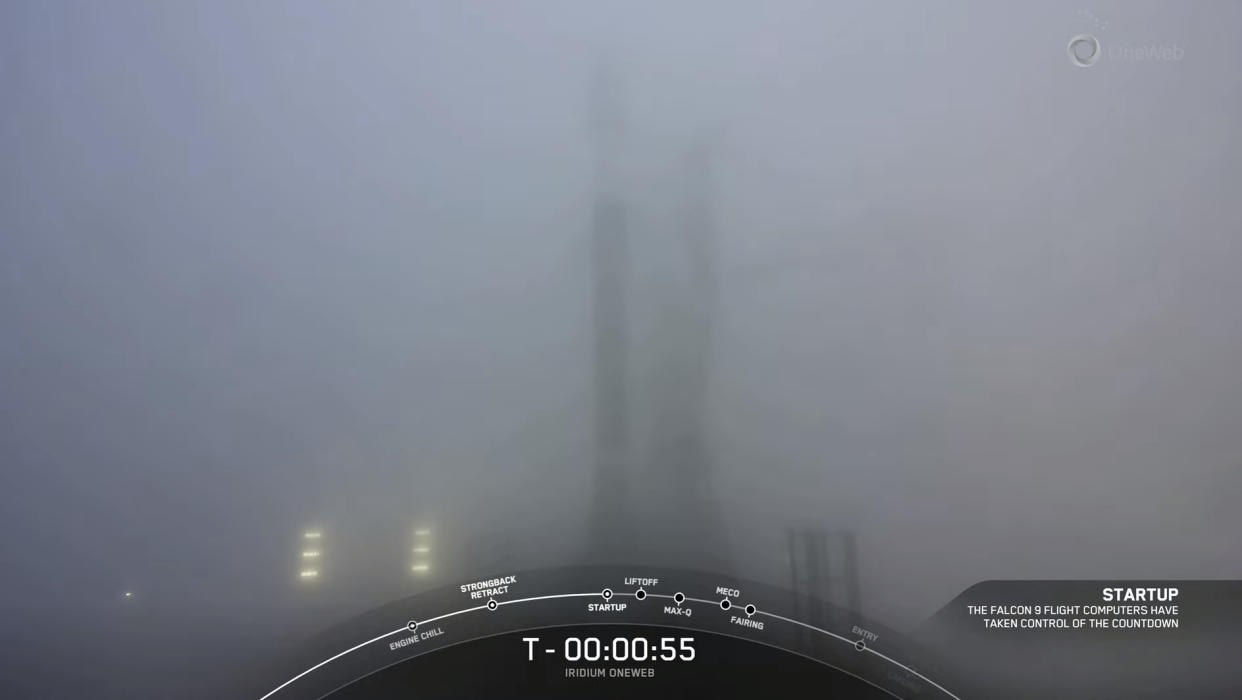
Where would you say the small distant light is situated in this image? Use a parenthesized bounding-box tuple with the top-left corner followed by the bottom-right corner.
(411, 546, 430, 554)
(301, 550, 321, 558)
(123, 591, 133, 598)
(303, 531, 322, 539)
(299, 570, 319, 578)
(410, 563, 430, 573)
(413, 529, 431, 537)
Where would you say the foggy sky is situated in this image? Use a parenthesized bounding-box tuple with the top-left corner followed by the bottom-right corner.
(2, 1, 1241, 697)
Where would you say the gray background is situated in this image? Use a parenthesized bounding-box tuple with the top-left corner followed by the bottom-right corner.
(2, 1, 1240, 696)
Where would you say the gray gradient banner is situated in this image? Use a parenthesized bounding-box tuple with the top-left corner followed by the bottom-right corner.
(920, 580, 1242, 698)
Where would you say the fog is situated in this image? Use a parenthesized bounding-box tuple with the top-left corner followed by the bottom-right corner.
(2, 1, 1241, 696)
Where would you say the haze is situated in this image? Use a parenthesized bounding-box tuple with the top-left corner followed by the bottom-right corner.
(2, 1, 1240, 697)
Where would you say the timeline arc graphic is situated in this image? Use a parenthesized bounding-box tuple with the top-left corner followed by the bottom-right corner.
(258, 566, 967, 699)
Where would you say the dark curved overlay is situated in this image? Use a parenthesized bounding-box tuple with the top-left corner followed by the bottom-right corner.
(254, 566, 966, 699)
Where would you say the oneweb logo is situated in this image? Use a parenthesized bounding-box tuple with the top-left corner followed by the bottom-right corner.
(1067, 10, 1184, 68)
(1068, 35, 1186, 68)
(1067, 34, 1101, 67)
(1107, 43, 1185, 63)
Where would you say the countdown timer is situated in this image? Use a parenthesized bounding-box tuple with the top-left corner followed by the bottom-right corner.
(524, 636, 695, 662)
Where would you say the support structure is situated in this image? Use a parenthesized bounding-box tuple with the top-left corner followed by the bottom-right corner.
(588, 65, 632, 557)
